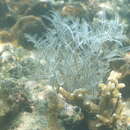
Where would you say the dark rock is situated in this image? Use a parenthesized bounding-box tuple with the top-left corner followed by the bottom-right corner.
(0, 0, 17, 29)
(2, 15, 16, 28)
(10, 15, 46, 49)
(25, 1, 53, 17)
(0, 0, 9, 28)
(121, 74, 130, 99)
(24, 1, 54, 26)
(0, 0, 9, 17)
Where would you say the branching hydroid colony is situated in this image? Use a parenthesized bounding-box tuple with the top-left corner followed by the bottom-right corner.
(26, 13, 128, 93)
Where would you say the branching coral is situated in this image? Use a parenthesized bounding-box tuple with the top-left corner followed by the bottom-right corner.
(59, 71, 128, 130)
(96, 71, 127, 130)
